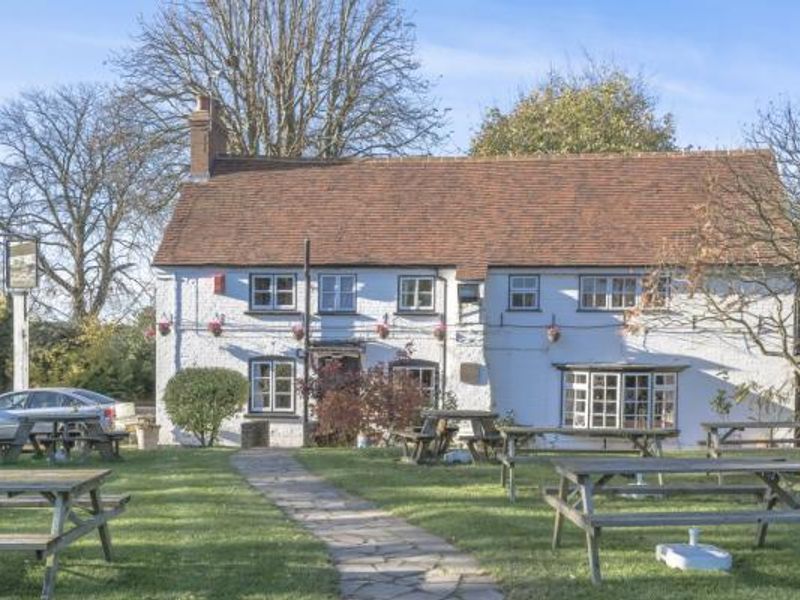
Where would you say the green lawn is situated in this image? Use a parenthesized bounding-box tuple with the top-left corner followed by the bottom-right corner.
(0, 448, 338, 600)
(298, 448, 800, 600)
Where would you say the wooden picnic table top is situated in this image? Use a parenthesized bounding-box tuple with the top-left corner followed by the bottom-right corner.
(0, 469, 111, 494)
(551, 456, 800, 477)
(17, 412, 102, 424)
(499, 426, 679, 438)
(422, 410, 498, 420)
(701, 421, 800, 430)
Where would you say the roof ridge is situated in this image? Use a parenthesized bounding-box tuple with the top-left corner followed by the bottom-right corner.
(214, 148, 770, 166)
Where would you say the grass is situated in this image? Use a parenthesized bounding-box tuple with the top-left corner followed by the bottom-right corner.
(298, 447, 800, 600)
(0, 448, 338, 600)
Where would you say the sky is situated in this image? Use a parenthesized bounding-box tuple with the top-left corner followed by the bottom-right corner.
(1, 0, 799, 154)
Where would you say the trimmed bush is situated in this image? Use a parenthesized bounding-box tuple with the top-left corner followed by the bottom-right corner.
(164, 367, 248, 447)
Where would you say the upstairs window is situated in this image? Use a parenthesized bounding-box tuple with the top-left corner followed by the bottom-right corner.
(398, 276, 435, 311)
(509, 275, 540, 310)
(319, 274, 356, 313)
(250, 274, 296, 311)
(579, 275, 669, 310)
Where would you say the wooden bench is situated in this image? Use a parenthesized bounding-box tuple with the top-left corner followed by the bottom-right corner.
(0, 493, 131, 510)
(0, 534, 59, 557)
(545, 456, 800, 584)
(391, 426, 436, 464)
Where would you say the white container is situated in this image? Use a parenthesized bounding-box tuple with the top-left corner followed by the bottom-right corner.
(136, 424, 160, 450)
(356, 432, 369, 449)
(656, 528, 732, 572)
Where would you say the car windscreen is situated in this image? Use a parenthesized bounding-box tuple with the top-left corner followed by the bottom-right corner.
(71, 390, 116, 405)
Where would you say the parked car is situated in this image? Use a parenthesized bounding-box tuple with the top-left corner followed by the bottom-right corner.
(0, 388, 130, 440)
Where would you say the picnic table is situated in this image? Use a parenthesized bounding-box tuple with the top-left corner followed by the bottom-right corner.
(392, 410, 499, 464)
(1, 414, 128, 463)
(703, 421, 800, 458)
(543, 457, 800, 584)
(0, 469, 130, 599)
(498, 426, 680, 501)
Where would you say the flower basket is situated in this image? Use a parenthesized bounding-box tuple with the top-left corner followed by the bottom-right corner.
(375, 322, 390, 339)
(546, 324, 561, 343)
(158, 319, 172, 336)
(291, 323, 305, 341)
(144, 326, 156, 340)
(208, 318, 223, 337)
(433, 322, 447, 341)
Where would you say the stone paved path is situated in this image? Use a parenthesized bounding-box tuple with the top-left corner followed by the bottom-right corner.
(232, 449, 503, 600)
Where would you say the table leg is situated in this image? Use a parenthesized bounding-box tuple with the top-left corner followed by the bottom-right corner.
(3, 420, 32, 463)
(756, 486, 778, 548)
(551, 475, 569, 550)
(653, 437, 665, 486)
(41, 493, 69, 600)
(578, 476, 602, 584)
(507, 438, 517, 502)
(90, 489, 113, 561)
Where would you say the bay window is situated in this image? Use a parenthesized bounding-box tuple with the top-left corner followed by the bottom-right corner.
(561, 368, 679, 429)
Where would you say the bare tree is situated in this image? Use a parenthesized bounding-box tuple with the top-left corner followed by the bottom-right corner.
(0, 84, 184, 321)
(627, 99, 800, 413)
(113, 0, 446, 158)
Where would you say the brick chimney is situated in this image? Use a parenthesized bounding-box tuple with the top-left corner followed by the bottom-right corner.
(189, 95, 227, 180)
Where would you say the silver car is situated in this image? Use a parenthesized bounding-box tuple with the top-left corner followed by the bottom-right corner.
(0, 388, 120, 439)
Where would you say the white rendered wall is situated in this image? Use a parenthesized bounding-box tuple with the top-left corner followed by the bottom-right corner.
(155, 265, 793, 448)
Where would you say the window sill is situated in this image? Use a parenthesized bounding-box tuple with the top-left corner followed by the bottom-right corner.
(506, 308, 542, 313)
(394, 311, 439, 317)
(316, 311, 358, 316)
(244, 412, 300, 420)
(245, 310, 302, 316)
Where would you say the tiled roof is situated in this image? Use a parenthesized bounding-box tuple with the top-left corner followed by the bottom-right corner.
(153, 151, 772, 279)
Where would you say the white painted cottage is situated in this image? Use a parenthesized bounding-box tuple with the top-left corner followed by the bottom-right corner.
(152, 97, 793, 448)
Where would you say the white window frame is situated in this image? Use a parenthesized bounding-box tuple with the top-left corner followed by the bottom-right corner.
(319, 274, 356, 313)
(561, 369, 679, 430)
(563, 371, 589, 428)
(579, 275, 671, 311)
(398, 276, 435, 311)
(509, 275, 540, 310)
(391, 364, 439, 403)
(250, 274, 296, 311)
(590, 372, 620, 429)
(622, 373, 651, 429)
(653, 372, 678, 429)
(250, 359, 295, 413)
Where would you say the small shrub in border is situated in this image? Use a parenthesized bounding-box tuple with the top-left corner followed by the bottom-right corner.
(164, 367, 248, 447)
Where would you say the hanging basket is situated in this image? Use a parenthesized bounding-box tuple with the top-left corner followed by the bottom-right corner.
(546, 324, 561, 343)
(433, 322, 447, 341)
(375, 322, 390, 339)
(158, 319, 172, 336)
(208, 318, 223, 337)
(291, 323, 305, 341)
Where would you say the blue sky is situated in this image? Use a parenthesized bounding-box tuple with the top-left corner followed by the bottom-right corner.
(1, 0, 798, 154)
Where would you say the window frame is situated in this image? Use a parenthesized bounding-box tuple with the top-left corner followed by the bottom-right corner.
(249, 358, 296, 414)
(390, 362, 440, 405)
(318, 273, 357, 314)
(249, 273, 297, 312)
(578, 274, 673, 311)
(560, 368, 679, 430)
(397, 275, 436, 312)
(508, 274, 541, 311)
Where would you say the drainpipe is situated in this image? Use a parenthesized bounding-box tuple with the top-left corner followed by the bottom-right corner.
(436, 270, 448, 409)
(303, 239, 311, 425)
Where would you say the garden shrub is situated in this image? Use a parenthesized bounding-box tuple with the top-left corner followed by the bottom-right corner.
(163, 367, 248, 447)
(308, 359, 427, 447)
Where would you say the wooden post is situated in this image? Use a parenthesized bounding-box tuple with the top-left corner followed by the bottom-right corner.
(302, 239, 311, 427)
(12, 291, 29, 390)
